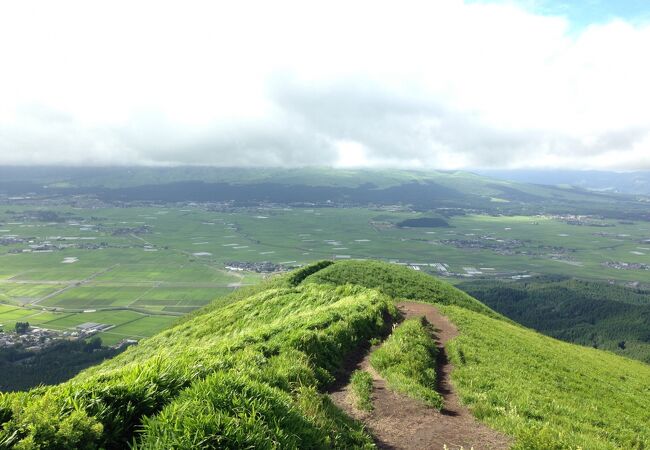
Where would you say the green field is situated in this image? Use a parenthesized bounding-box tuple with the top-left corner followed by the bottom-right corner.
(2, 203, 650, 342)
(0, 206, 259, 341)
(96, 316, 180, 346)
(0, 307, 39, 322)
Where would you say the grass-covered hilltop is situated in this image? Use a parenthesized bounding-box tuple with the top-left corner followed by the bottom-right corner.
(1, 260, 649, 449)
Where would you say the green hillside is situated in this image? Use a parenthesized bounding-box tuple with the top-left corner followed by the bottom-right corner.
(459, 277, 650, 363)
(1, 261, 648, 449)
(303, 259, 498, 317)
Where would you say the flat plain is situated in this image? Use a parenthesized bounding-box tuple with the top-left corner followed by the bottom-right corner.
(2, 204, 650, 342)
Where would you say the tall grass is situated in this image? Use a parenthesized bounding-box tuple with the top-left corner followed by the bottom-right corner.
(370, 318, 443, 409)
(349, 370, 374, 412)
(287, 260, 335, 286)
(304, 259, 498, 317)
(443, 304, 650, 449)
(0, 282, 395, 449)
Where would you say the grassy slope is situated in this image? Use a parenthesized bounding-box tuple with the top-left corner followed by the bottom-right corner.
(304, 260, 498, 317)
(307, 261, 650, 449)
(458, 277, 650, 363)
(0, 268, 396, 449)
(1, 260, 649, 449)
(443, 305, 650, 449)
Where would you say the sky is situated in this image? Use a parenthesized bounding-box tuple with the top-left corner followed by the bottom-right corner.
(1, 0, 650, 170)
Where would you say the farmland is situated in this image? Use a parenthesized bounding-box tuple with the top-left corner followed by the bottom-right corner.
(2, 203, 650, 343)
(0, 206, 262, 343)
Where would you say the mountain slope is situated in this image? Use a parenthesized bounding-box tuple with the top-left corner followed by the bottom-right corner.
(0, 261, 648, 449)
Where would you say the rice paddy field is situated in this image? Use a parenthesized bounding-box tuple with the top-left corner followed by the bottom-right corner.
(1, 204, 650, 341)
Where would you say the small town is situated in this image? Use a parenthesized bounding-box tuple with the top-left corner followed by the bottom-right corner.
(0, 321, 136, 351)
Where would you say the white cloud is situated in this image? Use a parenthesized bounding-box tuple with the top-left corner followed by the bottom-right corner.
(0, 0, 649, 169)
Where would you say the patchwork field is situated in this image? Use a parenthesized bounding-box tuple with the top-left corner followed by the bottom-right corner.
(1, 204, 650, 342)
(0, 207, 262, 342)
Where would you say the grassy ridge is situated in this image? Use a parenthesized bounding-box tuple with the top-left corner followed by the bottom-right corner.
(370, 318, 443, 409)
(307, 261, 650, 448)
(0, 277, 396, 449)
(1, 260, 650, 449)
(443, 304, 650, 449)
(304, 260, 497, 317)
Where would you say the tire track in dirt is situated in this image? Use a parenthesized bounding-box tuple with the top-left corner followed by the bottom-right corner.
(329, 301, 511, 450)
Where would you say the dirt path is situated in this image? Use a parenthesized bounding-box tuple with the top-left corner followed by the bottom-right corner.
(329, 301, 511, 450)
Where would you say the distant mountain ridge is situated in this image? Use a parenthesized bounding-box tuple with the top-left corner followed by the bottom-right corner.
(478, 169, 650, 195)
(1, 166, 649, 220)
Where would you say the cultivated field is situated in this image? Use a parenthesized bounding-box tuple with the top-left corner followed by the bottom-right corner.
(2, 204, 650, 341)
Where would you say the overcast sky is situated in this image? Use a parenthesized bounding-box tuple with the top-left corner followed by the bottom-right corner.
(1, 0, 650, 170)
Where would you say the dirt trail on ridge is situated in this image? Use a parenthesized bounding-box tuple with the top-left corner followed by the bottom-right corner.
(329, 301, 511, 450)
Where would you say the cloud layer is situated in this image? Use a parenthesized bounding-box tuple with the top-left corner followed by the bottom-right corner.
(1, 0, 650, 169)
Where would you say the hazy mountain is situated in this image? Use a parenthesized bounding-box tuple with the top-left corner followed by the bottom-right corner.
(478, 169, 650, 195)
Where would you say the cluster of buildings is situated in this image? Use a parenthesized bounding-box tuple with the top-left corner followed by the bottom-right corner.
(0, 321, 117, 352)
(551, 214, 614, 227)
(603, 261, 650, 271)
(225, 261, 291, 273)
(0, 326, 62, 351)
(0, 235, 25, 246)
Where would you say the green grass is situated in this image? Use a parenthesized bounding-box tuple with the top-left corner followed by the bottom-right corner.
(2, 250, 650, 448)
(0, 305, 17, 314)
(43, 310, 147, 330)
(42, 286, 152, 308)
(20, 311, 72, 326)
(370, 318, 443, 409)
(305, 259, 497, 317)
(443, 304, 650, 449)
(0, 308, 39, 322)
(458, 277, 650, 363)
(132, 286, 233, 307)
(0, 274, 394, 449)
(0, 307, 50, 331)
(94, 265, 240, 284)
(0, 283, 62, 300)
(349, 370, 374, 412)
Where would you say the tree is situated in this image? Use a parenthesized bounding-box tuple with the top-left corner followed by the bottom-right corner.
(15, 322, 30, 333)
(84, 336, 102, 352)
